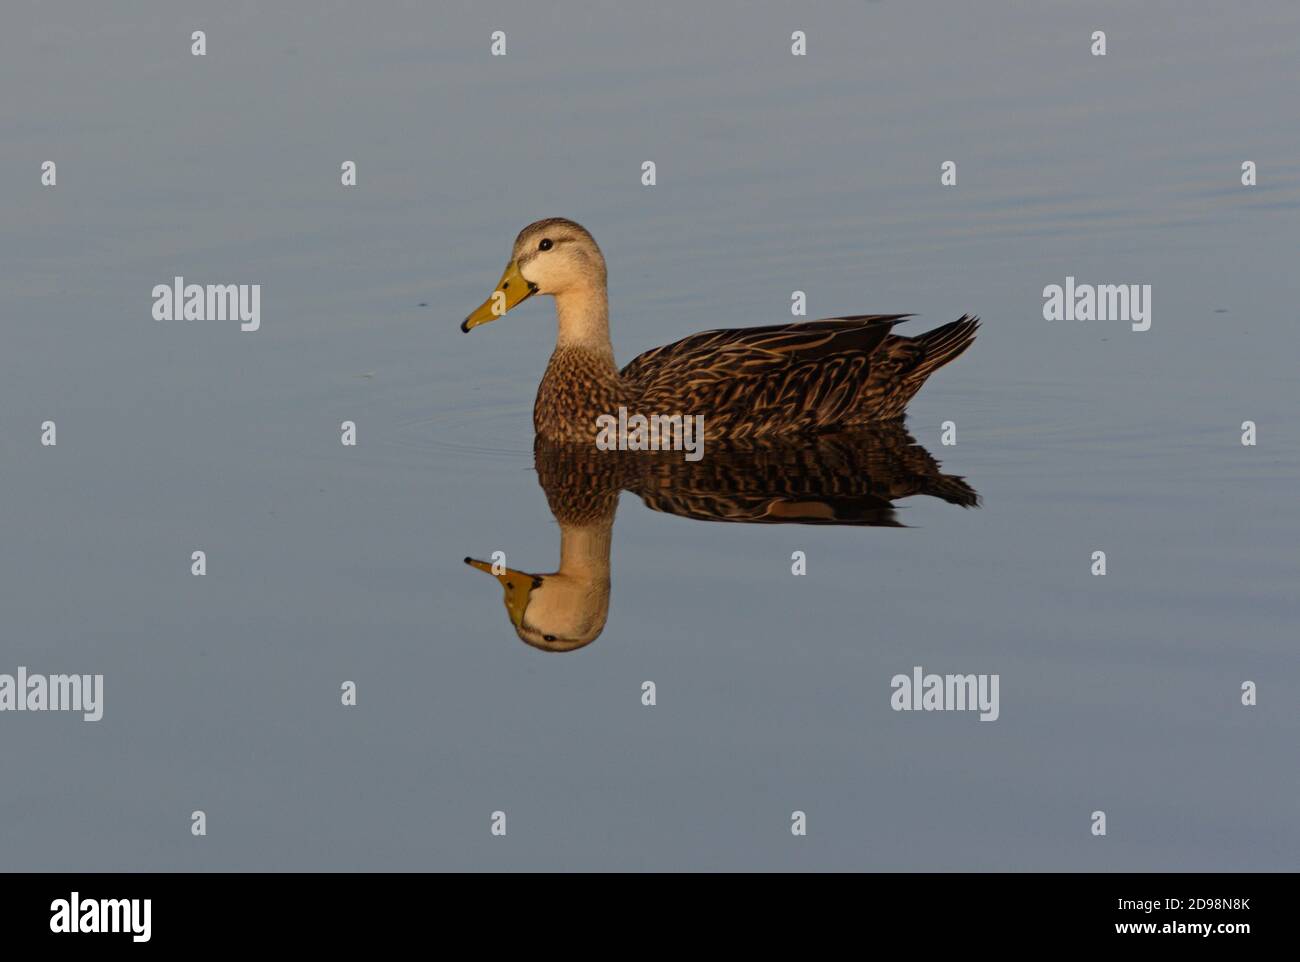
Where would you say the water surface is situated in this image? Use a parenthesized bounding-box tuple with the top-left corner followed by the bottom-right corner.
(1, 0, 1296, 870)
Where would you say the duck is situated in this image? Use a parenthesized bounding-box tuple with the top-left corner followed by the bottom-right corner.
(462, 218, 978, 441)
(464, 428, 979, 652)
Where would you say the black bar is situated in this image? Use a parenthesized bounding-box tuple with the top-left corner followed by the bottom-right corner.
(0, 872, 1280, 947)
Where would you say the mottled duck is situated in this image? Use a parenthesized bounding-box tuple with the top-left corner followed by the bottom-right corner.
(462, 218, 978, 441)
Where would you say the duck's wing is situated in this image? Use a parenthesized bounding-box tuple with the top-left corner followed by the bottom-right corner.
(620, 315, 910, 437)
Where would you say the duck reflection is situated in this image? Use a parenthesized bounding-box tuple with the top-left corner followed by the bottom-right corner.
(464, 425, 978, 652)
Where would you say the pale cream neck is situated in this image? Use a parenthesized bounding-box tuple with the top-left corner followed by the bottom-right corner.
(556, 522, 614, 578)
(554, 283, 615, 360)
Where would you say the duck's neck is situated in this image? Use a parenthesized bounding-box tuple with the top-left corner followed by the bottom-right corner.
(556, 522, 614, 580)
(554, 284, 615, 363)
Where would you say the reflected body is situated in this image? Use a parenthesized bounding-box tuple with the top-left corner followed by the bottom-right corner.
(465, 426, 978, 652)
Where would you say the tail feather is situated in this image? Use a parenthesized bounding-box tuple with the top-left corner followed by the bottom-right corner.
(851, 314, 978, 421)
(910, 314, 979, 382)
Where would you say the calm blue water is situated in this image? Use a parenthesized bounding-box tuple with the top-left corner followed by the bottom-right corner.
(1, 0, 1296, 870)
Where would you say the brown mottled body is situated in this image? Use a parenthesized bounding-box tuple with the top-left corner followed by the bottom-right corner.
(534, 346, 627, 442)
(534, 315, 980, 442)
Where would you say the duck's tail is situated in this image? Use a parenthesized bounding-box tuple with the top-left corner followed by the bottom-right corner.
(909, 314, 980, 383)
(859, 314, 979, 420)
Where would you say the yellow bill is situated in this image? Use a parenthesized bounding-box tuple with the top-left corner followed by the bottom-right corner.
(464, 556, 542, 629)
(461, 261, 538, 332)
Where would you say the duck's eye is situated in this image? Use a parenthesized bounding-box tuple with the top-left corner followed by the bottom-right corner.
(538, 238, 553, 251)
(544, 634, 557, 642)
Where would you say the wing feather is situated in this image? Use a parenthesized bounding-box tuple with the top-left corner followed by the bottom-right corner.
(620, 316, 909, 436)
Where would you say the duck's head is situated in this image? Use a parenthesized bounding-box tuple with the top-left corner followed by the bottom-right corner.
(462, 218, 606, 332)
(463, 556, 609, 652)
